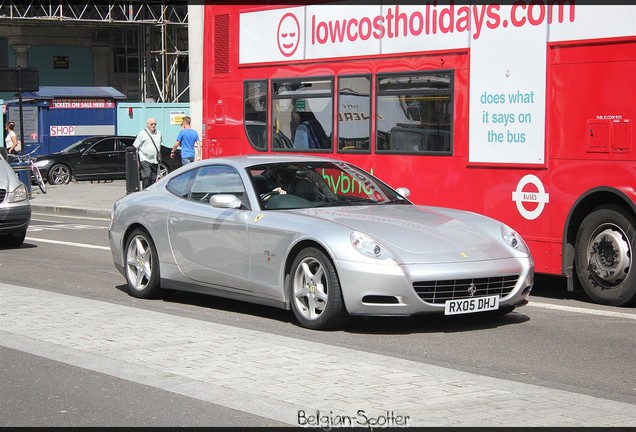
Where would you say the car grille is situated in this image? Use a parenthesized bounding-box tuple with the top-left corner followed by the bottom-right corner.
(0, 189, 6, 203)
(414, 275, 518, 304)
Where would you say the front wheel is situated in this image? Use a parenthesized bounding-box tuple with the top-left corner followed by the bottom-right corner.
(48, 164, 71, 185)
(574, 205, 636, 306)
(124, 228, 161, 299)
(32, 164, 46, 193)
(1, 230, 26, 248)
(288, 247, 348, 330)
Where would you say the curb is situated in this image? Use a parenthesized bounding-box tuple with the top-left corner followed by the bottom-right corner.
(30, 204, 112, 219)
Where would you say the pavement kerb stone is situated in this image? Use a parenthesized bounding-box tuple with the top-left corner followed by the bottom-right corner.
(30, 204, 112, 219)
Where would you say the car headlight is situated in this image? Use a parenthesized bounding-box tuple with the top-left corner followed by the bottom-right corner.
(501, 224, 529, 254)
(8, 183, 28, 203)
(350, 231, 395, 261)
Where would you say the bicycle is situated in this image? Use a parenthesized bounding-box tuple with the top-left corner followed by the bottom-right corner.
(8, 146, 47, 194)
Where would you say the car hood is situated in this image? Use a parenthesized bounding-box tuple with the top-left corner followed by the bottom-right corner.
(0, 165, 16, 190)
(292, 205, 514, 263)
(38, 151, 71, 159)
(0, 159, 26, 194)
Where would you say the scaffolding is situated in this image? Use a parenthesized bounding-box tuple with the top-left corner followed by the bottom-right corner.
(0, 0, 189, 103)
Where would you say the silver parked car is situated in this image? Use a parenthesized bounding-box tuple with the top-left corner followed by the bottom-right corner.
(0, 155, 31, 247)
(108, 155, 534, 330)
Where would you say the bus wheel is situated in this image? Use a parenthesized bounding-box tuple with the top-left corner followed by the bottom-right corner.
(574, 205, 636, 306)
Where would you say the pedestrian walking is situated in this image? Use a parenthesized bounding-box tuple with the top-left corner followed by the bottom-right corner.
(171, 116, 201, 165)
(4, 121, 20, 155)
(133, 117, 163, 188)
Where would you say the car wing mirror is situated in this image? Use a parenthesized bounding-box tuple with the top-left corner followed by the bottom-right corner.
(396, 187, 411, 198)
(209, 194, 242, 209)
(84, 148, 96, 155)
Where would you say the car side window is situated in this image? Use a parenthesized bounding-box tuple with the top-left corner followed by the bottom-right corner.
(188, 165, 246, 205)
(117, 138, 133, 151)
(166, 168, 198, 198)
(92, 138, 116, 153)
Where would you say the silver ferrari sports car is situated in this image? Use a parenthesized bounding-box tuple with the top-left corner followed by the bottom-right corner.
(109, 155, 534, 330)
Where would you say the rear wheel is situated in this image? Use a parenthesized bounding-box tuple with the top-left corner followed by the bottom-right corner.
(288, 247, 348, 330)
(157, 162, 169, 180)
(574, 205, 636, 306)
(124, 228, 161, 299)
(49, 164, 71, 185)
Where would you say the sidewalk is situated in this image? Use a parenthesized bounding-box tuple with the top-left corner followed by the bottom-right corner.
(3, 282, 635, 427)
(28, 179, 129, 218)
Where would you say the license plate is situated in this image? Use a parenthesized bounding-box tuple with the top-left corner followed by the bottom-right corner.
(444, 295, 500, 315)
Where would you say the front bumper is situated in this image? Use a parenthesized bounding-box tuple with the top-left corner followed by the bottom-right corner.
(335, 257, 533, 316)
(0, 204, 31, 235)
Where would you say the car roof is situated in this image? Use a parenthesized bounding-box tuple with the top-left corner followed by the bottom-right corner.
(207, 154, 338, 170)
(85, 135, 136, 139)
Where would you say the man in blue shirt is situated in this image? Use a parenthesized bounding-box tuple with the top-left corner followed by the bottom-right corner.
(171, 116, 201, 165)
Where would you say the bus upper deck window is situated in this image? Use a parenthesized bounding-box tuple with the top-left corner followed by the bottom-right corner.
(272, 78, 334, 152)
(376, 72, 453, 155)
(244, 80, 268, 151)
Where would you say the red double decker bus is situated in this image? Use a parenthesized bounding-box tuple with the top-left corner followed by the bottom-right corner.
(201, 3, 636, 306)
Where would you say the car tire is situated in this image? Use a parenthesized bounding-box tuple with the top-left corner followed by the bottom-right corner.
(288, 247, 348, 330)
(124, 228, 161, 299)
(49, 164, 72, 185)
(157, 162, 169, 180)
(1, 230, 26, 248)
(574, 205, 636, 306)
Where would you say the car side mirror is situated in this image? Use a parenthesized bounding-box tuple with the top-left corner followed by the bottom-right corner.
(396, 187, 411, 198)
(85, 149, 96, 155)
(209, 194, 242, 209)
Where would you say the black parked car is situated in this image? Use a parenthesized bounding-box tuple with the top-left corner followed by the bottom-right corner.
(34, 135, 182, 185)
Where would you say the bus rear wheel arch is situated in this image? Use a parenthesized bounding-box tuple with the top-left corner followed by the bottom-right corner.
(574, 205, 636, 306)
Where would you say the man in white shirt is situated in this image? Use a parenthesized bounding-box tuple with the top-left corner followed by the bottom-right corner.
(133, 117, 163, 188)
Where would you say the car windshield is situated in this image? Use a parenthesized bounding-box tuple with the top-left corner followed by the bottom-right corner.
(60, 137, 103, 153)
(247, 161, 411, 210)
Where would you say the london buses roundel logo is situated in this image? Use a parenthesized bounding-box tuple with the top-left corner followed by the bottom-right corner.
(277, 12, 300, 57)
(512, 174, 550, 220)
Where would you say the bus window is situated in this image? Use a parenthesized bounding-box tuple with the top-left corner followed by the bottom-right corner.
(244, 80, 268, 151)
(338, 75, 371, 152)
(272, 78, 333, 151)
(376, 72, 452, 154)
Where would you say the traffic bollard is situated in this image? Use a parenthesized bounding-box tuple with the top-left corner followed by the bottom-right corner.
(125, 146, 140, 194)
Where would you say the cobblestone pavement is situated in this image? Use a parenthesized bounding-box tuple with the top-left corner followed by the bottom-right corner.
(2, 283, 635, 427)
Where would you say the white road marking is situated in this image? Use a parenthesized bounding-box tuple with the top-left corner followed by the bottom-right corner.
(25, 237, 110, 251)
(528, 300, 636, 320)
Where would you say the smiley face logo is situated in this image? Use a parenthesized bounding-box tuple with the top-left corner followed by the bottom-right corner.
(277, 12, 300, 57)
